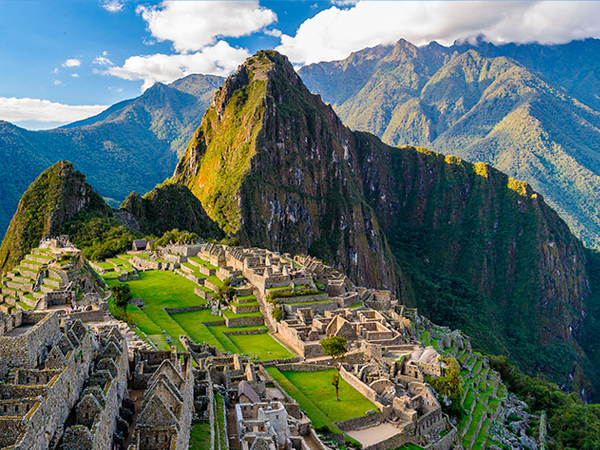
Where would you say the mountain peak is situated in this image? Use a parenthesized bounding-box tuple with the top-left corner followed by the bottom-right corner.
(0, 161, 110, 273)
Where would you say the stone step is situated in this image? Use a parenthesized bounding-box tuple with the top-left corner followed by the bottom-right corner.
(231, 302, 260, 314)
(44, 278, 63, 288)
(13, 266, 40, 279)
(21, 260, 44, 271)
(39, 284, 56, 293)
(33, 292, 45, 300)
(21, 295, 38, 307)
(4, 296, 18, 306)
(6, 281, 34, 293)
(28, 254, 55, 265)
(0, 303, 13, 314)
(235, 296, 257, 304)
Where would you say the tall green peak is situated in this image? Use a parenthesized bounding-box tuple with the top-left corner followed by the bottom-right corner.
(0, 161, 110, 273)
(173, 50, 397, 290)
(118, 183, 223, 239)
(299, 40, 600, 249)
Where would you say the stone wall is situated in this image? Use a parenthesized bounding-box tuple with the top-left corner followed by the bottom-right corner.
(339, 366, 385, 412)
(225, 315, 264, 328)
(165, 306, 207, 314)
(335, 413, 384, 432)
(0, 312, 61, 369)
(275, 293, 329, 305)
(282, 301, 336, 316)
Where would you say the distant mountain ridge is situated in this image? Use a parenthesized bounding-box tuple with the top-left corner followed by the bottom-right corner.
(299, 38, 600, 249)
(0, 73, 224, 239)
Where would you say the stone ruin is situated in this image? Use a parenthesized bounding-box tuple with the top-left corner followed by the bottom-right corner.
(0, 311, 129, 450)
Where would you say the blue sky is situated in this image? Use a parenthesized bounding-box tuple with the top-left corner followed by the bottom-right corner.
(2, 0, 600, 129)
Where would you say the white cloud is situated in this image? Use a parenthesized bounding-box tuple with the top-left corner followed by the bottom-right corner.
(94, 55, 113, 66)
(102, 0, 124, 13)
(62, 58, 81, 68)
(0, 97, 108, 123)
(53, 80, 62, 86)
(277, 1, 600, 65)
(51, 68, 59, 75)
(137, 1, 276, 52)
(264, 29, 282, 38)
(107, 40, 248, 90)
(71, 73, 79, 78)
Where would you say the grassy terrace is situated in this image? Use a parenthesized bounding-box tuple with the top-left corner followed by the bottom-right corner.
(189, 256, 218, 270)
(108, 270, 206, 351)
(181, 262, 205, 277)
(189, 422, 211, 450)
(104, 268, 293, 359)
(267, 368, 377, 432)
(236, 293, 256, 301)
(227, 333, 295, 360)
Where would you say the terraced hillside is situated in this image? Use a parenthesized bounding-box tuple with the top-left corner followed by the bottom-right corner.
(0, 246, 98, 314)
(98, 253, 295, 360)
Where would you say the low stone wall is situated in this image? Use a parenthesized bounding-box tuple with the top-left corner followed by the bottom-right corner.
(194, 287, 214, 301)
(225, 315, 264, 328)
(339, 366, 384, 411)
(205, 280, 221, 292)
(224, 329, 268, 336)
(276, 293, 329, 305)
(67, 309, 104, 322)
(259, 357, 303, 367)
(202, 320, 226, 326)
(283, 301, 336, 316)
(165, 306, 207, 314)
(232, 303, 260, 314)
(335, 413, 384, 432)
(273, 363, 331, 372)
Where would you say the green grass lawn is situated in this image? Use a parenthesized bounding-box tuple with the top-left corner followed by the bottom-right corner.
(96, 261, 114, 270)
(421, 331, 431, 346)
(189, 256, 218, 270)
(236, 293, 256, 301)
(394, 444, 424, 450)
(109, 270, 208, 351)
(170, 310, 225, 350)
(227, 333, 295, 360)
(348, 302, 363, 310)
(277, 369, 377, 423)
(223, 309, 263, 319)
(267, 367, 342, 433)
(189, 422, 211, 450)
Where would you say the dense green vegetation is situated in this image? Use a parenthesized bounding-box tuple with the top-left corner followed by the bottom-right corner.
(120, 183, 223, 239)
(490, 355, 600, 449)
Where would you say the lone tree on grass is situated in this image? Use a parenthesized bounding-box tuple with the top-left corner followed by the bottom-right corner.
(319, 335, 347, 401)
(110, 284, 132, 321)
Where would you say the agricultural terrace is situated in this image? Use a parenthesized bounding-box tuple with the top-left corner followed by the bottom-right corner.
(105, 263, 294, 359)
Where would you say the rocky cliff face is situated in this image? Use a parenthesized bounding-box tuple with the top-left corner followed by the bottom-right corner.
(0, 161, 110, 272)
(174, 50, 600, 393)
(173, 51, 397, 290)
